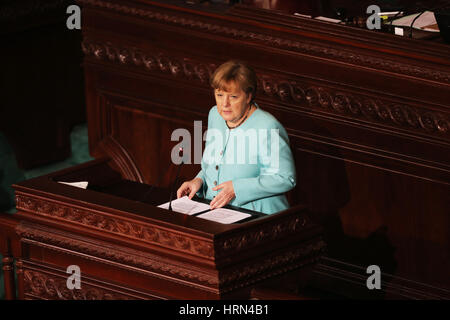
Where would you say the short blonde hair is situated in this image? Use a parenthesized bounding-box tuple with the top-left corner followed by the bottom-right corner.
(210, 60, 257, 102)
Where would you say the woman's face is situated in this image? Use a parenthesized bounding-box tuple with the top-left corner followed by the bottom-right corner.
(214, 81, 252, 125)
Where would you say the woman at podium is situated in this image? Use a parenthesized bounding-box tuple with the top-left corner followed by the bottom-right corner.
(177, 60, 296, 214)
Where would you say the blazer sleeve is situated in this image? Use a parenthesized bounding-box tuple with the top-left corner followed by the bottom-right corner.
(194, 170, 205, 198)
(231, 123, 296, 206)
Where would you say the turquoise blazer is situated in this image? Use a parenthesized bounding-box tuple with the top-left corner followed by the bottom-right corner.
(196, 105, 296, 214)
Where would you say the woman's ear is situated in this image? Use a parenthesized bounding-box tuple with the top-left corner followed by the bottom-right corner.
(246, 92, 252, 105)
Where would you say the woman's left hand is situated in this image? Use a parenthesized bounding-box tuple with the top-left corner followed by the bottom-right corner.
(210, 181, 236, 209)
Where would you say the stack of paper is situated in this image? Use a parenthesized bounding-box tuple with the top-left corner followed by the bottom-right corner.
(196, 208, 251, 224)
(392, 11, 440, 32)
(158, 196, 251, 224)
(158, 196, 210, 215)
(314, 16, 341, 23)
(58, 181, 89, 189)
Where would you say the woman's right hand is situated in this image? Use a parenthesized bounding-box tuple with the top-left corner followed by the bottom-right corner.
(177, 177, 203, 199)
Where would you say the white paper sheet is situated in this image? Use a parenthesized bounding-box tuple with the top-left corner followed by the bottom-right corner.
(158, 196, 211, 215)
(196, 208, 251, 224)
(392, 11, 439, 32)
(314, 16, 342, 23)
(294, 13, 312, 19)
(58, 181, 89, 189)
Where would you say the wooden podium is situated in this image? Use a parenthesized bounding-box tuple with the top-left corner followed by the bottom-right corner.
(1, 159, 324, 299)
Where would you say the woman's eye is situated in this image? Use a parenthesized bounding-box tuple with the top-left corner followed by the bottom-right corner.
(231, 96, 238, 99)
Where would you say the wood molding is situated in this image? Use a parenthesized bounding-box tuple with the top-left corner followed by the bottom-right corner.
(15, 193, 215, 259)
(24, 269, 134, 300)
(15, 192, 321, 262)
(81, 37, 449, 141)
(220, 239, 325, 293)
(16, 219, 325, 295)
(17, 222, 219, 288)
(96, 136, 145, 183)
(81, 38, 217, 84)
(78, 0, 450, 83)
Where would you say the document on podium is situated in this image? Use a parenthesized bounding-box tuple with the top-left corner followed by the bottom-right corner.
(392, 11, 439, 32)
(158, 196, 252, 223)
(58, 181, 89, 189)
(196, 208, 251, 224)
(158, 196, 211, 215)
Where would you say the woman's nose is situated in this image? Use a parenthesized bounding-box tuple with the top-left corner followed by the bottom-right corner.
(224, 96, 231, 107)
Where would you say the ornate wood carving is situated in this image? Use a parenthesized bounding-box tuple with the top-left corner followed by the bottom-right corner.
(16, 222, 219, 287)
(15, 192, 321, 262)
(23, 269, 134, 300)
(16, 259, 25, 299)
(15, 194, 215, 259)
(219, 239, 326, 292)
(82, 37, 449, 139)
(96, 136, 145, 183)
(258, 77, 449, 137)
(81, 38, 217, 84)
(15, 192, 319, 260)
(16, 221, 324, 294)
(1, 256, 14, 272)
(216, 214, 309, 256)
(78, 0, 450, 83)
(1, 255, 16, 300)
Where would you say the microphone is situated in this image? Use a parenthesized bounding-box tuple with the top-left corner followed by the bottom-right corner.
(168, 147, 184, 211)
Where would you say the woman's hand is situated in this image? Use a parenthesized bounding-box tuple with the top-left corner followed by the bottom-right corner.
(210, 181, 235, 209)
(177, 177, 203, 199)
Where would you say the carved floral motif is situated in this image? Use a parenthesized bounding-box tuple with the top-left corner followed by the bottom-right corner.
(82, 39, 216, 83)
(16, 223, 219, 287)
(82, 37, 449, 137)
(16, 222, 325, 293)
(220, 240, 326, 292)
(216, 215, 308, 256)
(15, 194, 214, 258)
(78, 0, 450, 83)
(23, 269, 133, 300)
